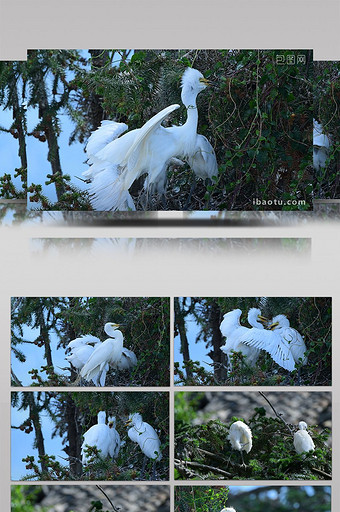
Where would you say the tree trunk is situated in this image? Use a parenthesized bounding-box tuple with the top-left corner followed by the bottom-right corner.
(210, 301, 225, 381)
(64, 395, 82, 476)
(174, 298, 192, 380)
(28, 394, 48, 474)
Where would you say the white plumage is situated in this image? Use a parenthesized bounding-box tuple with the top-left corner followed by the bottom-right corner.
(313, 119, 331, 171)
(80, 323, 123, 385)
(107, 415, 121, 458)
(228, 420, 253, 454)
(239, 314, 307, 372)
(66, 335, 101, 371)
(126, 412, 162, 461)
(294, 421, 315, 454)
(83, 68, 217, 211)
(220, 509, 237, 512)
(220, 308, 267, 370)
(81, 411, 117, 464)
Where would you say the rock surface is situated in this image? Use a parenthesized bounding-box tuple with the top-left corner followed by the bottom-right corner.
(34, 484, 169, 512)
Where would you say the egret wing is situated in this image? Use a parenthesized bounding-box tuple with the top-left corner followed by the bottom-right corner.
(313, 120, 330, 149)
(86, 120, 128, 160)
(239, 328, 296, 371)
(68, 335, 101, 350)
(80, 339, 116, 380)
(120, 104, 180, 187)
(117, 348, 137, 370)
(188, 134, 218, 179)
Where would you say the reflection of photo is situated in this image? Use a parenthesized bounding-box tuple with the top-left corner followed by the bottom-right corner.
(0, 49, 314, 210)
(11, 391, 169, 481)
(174, 391, 331, 480)
(11, 296, 170, 387)
(174, 297, 331, 386)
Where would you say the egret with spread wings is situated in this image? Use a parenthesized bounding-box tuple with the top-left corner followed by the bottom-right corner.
(84, 68, 217, 210)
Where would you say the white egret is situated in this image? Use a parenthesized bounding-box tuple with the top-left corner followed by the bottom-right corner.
(239, 314, 307, 372)
(228, 420, 252, 466)
(108, 415, 121, 458)
(220, 509, 237, 512)
(294, 421, 315, 454)
(80, 323, 124, 385)
(125, 412, 162, 479)
(81, 411, 116, 464)
(220, 308, 267, 371)
(313, 119, 331, 171)
(66, 335, 101, 370)
(84, 67, 217, 211)
(114, 347, 138, 371)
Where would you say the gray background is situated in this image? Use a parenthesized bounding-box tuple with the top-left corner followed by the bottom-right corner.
(1, 0, 339, 509)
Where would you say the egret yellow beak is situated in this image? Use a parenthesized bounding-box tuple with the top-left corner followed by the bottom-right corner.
(199, 77, 211, 86)
(269, 322, 279, 330)
(258, 315, 269, 323)
(125, 419, 132, 427)
(111, 323, 120, 328)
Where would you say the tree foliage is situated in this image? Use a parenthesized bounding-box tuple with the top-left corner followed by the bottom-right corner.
(174, 393, 331, 481)
(174, 297, 331, 386)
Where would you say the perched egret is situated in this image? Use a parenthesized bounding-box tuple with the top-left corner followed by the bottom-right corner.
(81, 411, 116, 464)
(239, 314, 307, 372)
(313, 119, 331, 171)
(228, 420, 252, 466)
(108, 415, 121, 458)
(220, 308, 267, 371)
(80, 323, 124, 385)
(294, 421, 315, 454)
(84, 67, 217, 211)
(125, 412, 162, 479)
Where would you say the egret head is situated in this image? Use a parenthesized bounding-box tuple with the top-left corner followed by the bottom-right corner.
(97, 411, 107, 424)
(181, 68, 210, 108)
(125, 412, 142, 427)
(247, 307, 268, 328)
(108, 416, 116, 429)
(298, 421, 308, 430)
(104, 322, 120, 337)
(269, 314, 290, 330)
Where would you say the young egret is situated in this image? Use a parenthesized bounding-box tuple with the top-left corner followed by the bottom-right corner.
(238, 314, 307, 372)
(294, 421, 315, 454)
(84, 68, 217, 211)
(80, 323, 124, 386)
(313, 119, 331, 171)
(66, 335, 101, 378)
(228, 420, 253, 466)
(125, 412, 162, 479)
(107, 415, 121, 458)
(220, 308, 268, 371)
(81, 411, 116, 464)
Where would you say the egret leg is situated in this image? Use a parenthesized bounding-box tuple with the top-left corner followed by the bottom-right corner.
(185, 178, 197, 209)
(204, 178, 212, 209)
(151, 461, 157, 480)
(140, 455, 147, 479)
(240, 450, 245, 467)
